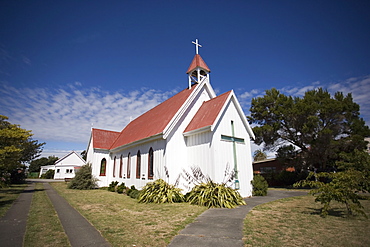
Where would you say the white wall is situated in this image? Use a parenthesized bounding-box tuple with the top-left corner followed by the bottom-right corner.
(165, 85, 212, 186)
(212, 99, 253, 197)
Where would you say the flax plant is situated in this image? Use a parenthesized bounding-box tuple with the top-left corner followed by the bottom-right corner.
(139, 179, 184, 203)
(183, 166, 246, 208)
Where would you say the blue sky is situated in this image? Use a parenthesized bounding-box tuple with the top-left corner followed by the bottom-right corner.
(1, 0, 369, 159)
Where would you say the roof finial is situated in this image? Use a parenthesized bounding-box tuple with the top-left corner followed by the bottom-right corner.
(192, 39, 202, 55)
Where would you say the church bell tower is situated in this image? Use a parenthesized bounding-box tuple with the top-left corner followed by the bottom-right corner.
(186, 39, 211, 89)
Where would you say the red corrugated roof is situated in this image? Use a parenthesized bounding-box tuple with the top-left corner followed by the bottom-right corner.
(184, 91, 231, 133)
(92, 128, 120, 149)
(186, 54, 211, 74)
(110, 84, 198, 149)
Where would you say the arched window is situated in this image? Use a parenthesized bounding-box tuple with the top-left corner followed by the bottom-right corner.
(148, 148, 154, 179)
(113, 156, 116, 177)
(119, 155, 123, 178)
(127, 152, 131, 178)
(136, 150, 141, 179)
(100, 158, 107, 176)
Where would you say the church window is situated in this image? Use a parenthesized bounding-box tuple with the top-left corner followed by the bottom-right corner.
(127, 152, 131, 178)
(100, 158, 107, 176)
(136, 150, 141, 179)
(148, 148, 154, 179)
(119, 155, 123, 178)
(113, 156, 116, 177)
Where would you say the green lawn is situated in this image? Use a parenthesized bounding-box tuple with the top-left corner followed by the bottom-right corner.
(244, 195, 370, 247)
(0, 183, 27, 217)
(51, 182, 207, 246)
(4, 183, 368, 247)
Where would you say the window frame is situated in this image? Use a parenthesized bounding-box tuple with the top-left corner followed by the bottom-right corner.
(148, 147, 154, 179)
(113, 156, 116, 177)
(127, 152, 131, 178)
(100, 158, 107, 176)
(119, 155, 123, 178)
(136, 150, 141, 179)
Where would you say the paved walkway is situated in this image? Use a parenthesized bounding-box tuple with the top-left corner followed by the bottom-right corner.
(168, 190, 307, 247)
(0, 180, 110, 247)
(43, 183, 111, 247)
(0, 183, 35, 247)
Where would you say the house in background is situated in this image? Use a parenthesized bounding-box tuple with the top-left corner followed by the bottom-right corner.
(53, 151, 86, 180)
(86, 41, 255, 197)
(365, 137, 370, 154)
(253, 158, 295, 174)
(39, 151, 85, 179)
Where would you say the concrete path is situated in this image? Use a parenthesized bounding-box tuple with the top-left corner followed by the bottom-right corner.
(168, 190, 307, 247)
(0, 183, 35, 247)
(43, 183, 111, 247)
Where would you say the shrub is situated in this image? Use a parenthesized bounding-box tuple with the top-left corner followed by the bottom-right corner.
(186, 181, 246, 208)
(127, 185, 141, 199)
(252, 174, 268, 196)
(40, 169, 54, 179)
(116, 182, 126, 194)
(138, 179, 184, 203)
(295, 170, 368, 217)
(108, 181, 119, 192)
(129, 189, 141, 199)
(68, 164, 98, 190)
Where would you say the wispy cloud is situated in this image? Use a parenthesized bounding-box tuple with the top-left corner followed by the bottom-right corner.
(1, 75, 369, 158)
(0, 83, 176, 145)
(238, 75, 370, 125)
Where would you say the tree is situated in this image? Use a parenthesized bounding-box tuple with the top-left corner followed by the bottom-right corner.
(0, 115, 44, 185)
(248, 88, 370, 171)
(294, 163, 370, 217)
(68, 163, 98, 190)
(253, 149, 267, 161)
(40, 169, 55, 179)
(80, 150, 87, 161)
(29, 156, 59, 173)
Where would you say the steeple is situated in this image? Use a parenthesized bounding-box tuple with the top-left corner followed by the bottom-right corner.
(187, 39, 210, 89)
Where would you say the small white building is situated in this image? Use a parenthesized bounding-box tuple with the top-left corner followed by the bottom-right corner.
(86, 41, 255, 197)
(39, 151, 86, 179)
(53, 151, 86, 180)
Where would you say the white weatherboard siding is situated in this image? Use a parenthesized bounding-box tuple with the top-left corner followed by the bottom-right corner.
(164, 81, 213, 185)
(96, 139, 167, 188)
(53, 151, 86, 180)
(213, 98, 253, 197)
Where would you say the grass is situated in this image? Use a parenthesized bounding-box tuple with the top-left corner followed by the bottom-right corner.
(0, 183, 27, 217)
(243, 195, 370, 247)
(51, 182, 207, 247)
(24, 183, 70, 247)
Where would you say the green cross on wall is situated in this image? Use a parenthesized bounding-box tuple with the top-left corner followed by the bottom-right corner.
(221, 121, 245, 188)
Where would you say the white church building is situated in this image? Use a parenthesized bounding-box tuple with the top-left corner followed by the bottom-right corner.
(86, 40, 255, 197)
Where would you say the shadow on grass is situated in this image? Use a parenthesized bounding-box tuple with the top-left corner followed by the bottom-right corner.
(0, 187, 44, 212)
(304, 207, 348, 218)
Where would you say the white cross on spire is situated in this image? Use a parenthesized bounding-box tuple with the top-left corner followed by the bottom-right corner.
(192, 39, 202, 55)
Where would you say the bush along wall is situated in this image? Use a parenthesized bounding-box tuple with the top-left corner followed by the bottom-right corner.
(182, 166, 246, 208)
(252, 174, 268, 196)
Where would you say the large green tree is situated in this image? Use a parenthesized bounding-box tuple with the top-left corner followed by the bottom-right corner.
(29, 156, 58, 173)
(248, 88, 370, 171)
(0, 115, 44, 184)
